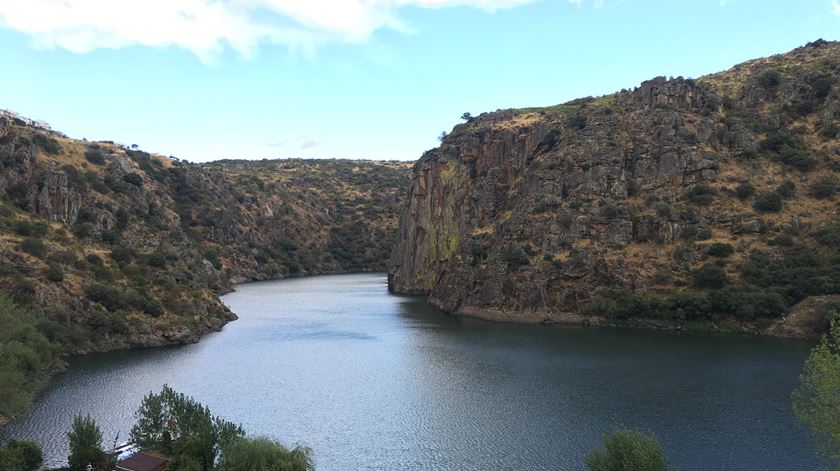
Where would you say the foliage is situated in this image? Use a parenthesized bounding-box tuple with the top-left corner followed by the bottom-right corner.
(32, 134, 62, 155)
(740, 245, 840, 304)
(735, 183, 755, 200)
(692, 264, 728, 289)
(706, 243, 733, 258)
(130, 385, 245, 468)
(67, 414, 110, 471)
(460, 112, 473, 121)
(45, 262, 64, 282)
(792, 316, 840, 466)
(813, 224, 840, 247)
(0, 439, 42, 471)
(20, 237, 47, 258)
(586, 429, 671, 471)
(756, 69, 782, 89)
(0, 292, 61, 419)
(567, 115, 587, 130)
(809, 176, 839, 199)
(753, 191, 783, 212)
(776, 180, 796, 199)
(503, 245, 530, 269)
(123, 172, 143, 186)
(217, 437, 314, 471)
(683, 184, 716, 206)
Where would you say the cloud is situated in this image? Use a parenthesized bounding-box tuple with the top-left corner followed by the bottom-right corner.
(834, 0, 840, 15)
(0, 0, 538, 63)
(299, 135, 318, 150)
(267, 140, 286, 147)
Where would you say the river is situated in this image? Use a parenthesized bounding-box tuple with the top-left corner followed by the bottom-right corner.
(0, 273, 824, 470)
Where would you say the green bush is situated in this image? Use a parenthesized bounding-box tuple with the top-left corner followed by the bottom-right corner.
(72, 222, 94, 238)
(217, 437, 314, 471)
(84, 147, 105, 165)
(776, 180, 796, 199)
(706, 243, 734, 258)
(756, 69, 781, 89)
(20, 237, 47, 258)
(123, 172, 143, 186)
(0, 439, 42, 471)
(753, 192, 783, 212)
(503, 245, 530, 269)
(67, 415, 110, 471)
(809, 176, 839, 199)
(110, 247, 135, 264)
(45, 262, 64, 282)
(735, 183, 755, 200)
(567, 115, 587, 130)
(32, 134, 61, 155)
(147, 251, 166, 268)
(586, 429, 670, 471)
(684, 184, 716, 206)
(600, 204, 621, 219)
(813, 224, 840, 246)
(692, 264, 728, 289)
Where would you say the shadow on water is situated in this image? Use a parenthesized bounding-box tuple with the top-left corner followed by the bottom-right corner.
(1, 274, 825, 471)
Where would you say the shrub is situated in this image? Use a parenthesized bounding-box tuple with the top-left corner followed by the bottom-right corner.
(776, 180, 796, 199)
(0, 439, 42, 471)
(72, 222, 94, 238)
(586, 429, 669, 471)
(753, 192, 783, 212)
(706, 243, 734, 258)
(567, 115, 587, 130)
(45, 262, 64, 282)
(654, 202, 671, 217)
(147, 251, 166, 268)
(600, 204, 621, 219)
(735, 183, 755, 200)
(684, 184, 716, 206)
(110, 247, 135, 264)
(756, 69, 781, 89)
(809, 176, 839, 199)
(503, 245, 530, 269)
(32, 134, 61, 155)
(123, 172, 143, 186)
(84, 147, 106, 165)
(20, 237, 47, 258)
(813, 224, 840, 246)
(692, 264, 728, 289)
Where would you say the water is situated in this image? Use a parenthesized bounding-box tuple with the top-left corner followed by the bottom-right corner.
(1, 273, 824, 470)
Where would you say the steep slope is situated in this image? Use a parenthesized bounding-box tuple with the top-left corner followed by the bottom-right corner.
(0, 116, 410, 422)
(389, 40, 840, 333)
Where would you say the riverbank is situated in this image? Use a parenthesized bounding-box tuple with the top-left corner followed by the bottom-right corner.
(448, 294, 838, 340)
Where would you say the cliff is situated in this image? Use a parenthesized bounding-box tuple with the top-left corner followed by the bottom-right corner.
(0, 117, 410, 421)
(389, 40, 840, 334)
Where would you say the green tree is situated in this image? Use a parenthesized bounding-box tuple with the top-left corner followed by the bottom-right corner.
(586, 429, 673, 471)
(0, 439, 42, 471)
(130, 385, 244, 468)
(67, 414, 108, 471)
(217, 437, 314, 471)
(792, 313, 840, 467)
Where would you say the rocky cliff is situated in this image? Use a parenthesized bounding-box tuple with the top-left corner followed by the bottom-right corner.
(389, 40, 840, 333)
(0, 117, 410, 421)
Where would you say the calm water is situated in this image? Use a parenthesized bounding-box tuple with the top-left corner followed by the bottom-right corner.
(1, 273, 824, 470)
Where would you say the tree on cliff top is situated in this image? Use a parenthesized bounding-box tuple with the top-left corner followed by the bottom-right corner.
(792, 311, 840, 467)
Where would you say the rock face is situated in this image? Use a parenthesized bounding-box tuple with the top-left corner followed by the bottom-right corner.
(0, 118, 411, 356)
(389, 40, 840, 333)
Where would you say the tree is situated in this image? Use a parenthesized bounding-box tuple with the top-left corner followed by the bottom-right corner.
(586, 429, 672, 471)
(437, 131, 448, 143)
(0, 439, 42, 471)
(67, 414, 109, 471)
(792, 313, 840, 466)
(130, 385, 244, 468)
(217, 437, 314, 471)
(460, 112, 473, 121)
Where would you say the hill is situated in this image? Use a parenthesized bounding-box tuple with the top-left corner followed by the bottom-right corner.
(388, 40, 840, 335)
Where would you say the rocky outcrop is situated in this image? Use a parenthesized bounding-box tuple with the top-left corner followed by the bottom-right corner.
(389, 41, 840, 334)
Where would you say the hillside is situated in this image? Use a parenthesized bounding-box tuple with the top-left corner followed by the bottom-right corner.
(389, 40, 840, 335)
(0, 117, 411, 422)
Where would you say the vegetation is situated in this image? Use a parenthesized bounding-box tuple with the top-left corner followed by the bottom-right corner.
(0, 292, 61, 420)
(753, 191, 783, 212)
(0, 439, 42, 471)
(586, 429, 673, 471)
(683, 184, 716, 206)
(217, 437, 314, 471)
(67, 414, 111, 471)
(792, 313, 840, 467)
(809, 176, 839, 199)
(130, 385, 245, 468)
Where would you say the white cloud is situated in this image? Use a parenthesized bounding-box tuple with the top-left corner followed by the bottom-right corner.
(299, 135, 318, 150)
(0, 0, 538, 62)
(833, 0, 840, 15)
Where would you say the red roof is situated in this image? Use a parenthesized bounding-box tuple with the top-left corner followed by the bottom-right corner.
(116, 452, 169, 471)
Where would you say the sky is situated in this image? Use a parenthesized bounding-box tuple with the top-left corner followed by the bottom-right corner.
(0, 0, 838, 162)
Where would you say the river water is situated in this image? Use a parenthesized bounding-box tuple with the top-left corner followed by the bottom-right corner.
(0, 273, 824, 470)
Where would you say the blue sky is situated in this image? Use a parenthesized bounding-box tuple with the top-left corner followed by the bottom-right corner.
(0, 0, 838, 162)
